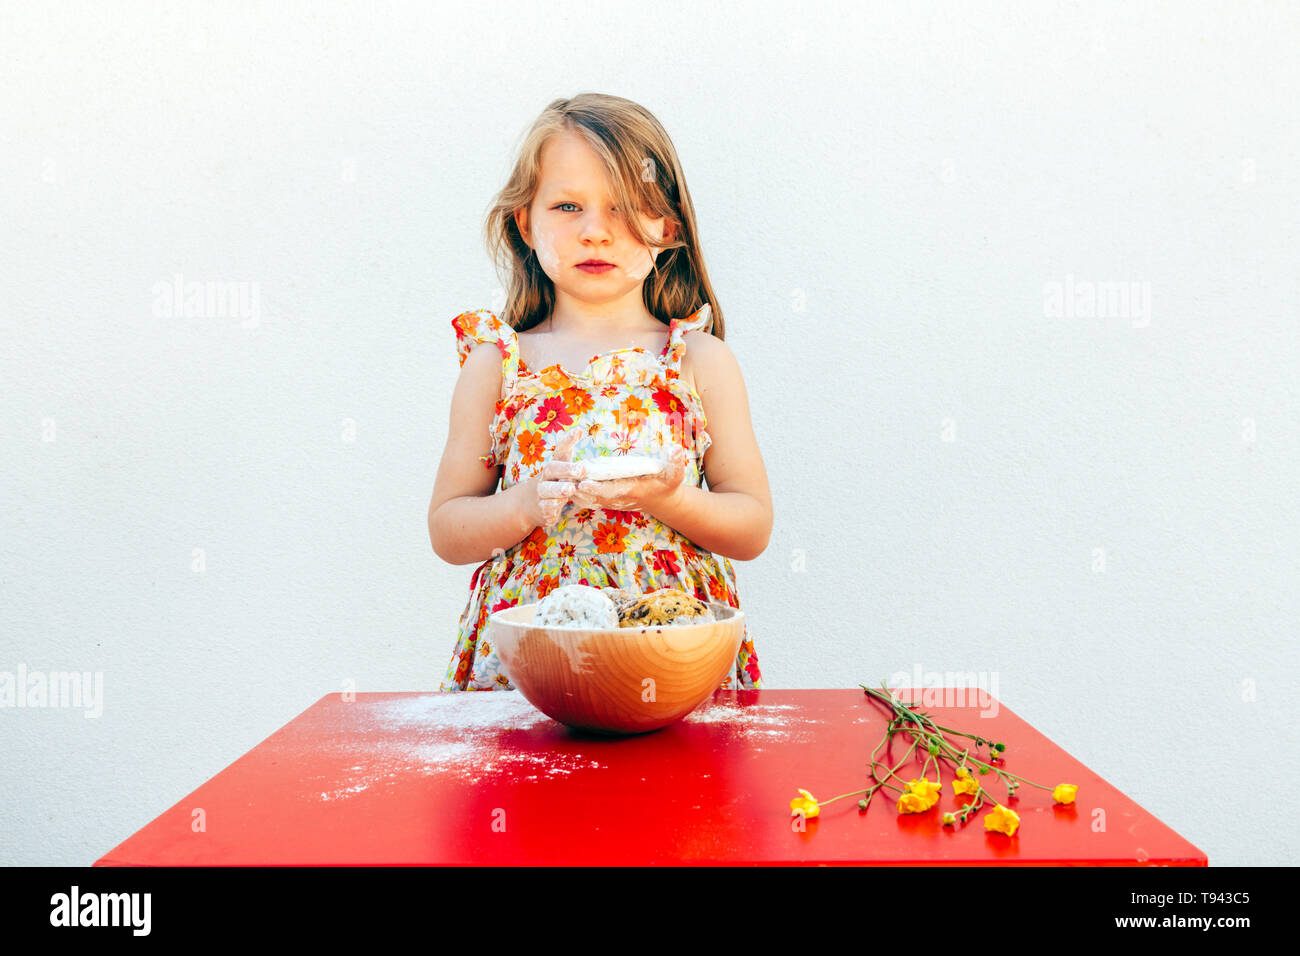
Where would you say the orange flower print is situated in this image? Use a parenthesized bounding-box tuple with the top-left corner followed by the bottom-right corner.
(707, 573, 727, 601)
(600, 384, 620, 399)
(593, 519, 631, 554)
(538, 367, 573, 391)
(587, 421, 601, 438)
(517, 429, 546, 466)
(494, 673, 510, 688)
(477, 638, 492, 657)
(562, 386, 594, 417)
(534, 397, 573, 433)
(619, 395, 648, 431)
(536, 573, 560, 599)
(519, 527, 549, 564)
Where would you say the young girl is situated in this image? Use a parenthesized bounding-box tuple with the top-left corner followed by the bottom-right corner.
(428, 93, 771, 692)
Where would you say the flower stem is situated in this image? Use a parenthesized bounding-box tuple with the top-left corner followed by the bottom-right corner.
(860, 683, 1054, 792)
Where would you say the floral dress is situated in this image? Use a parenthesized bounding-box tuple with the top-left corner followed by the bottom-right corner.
(440, 303, 763, 692)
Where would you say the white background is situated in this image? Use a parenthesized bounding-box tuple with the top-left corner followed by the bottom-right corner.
(2, 0, 1297, 867)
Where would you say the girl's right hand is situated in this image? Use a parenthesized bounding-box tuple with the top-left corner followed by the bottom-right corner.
(519, 430, 587, 529)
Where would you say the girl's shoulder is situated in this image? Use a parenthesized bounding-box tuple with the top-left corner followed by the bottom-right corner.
(678, 325, 740, 406)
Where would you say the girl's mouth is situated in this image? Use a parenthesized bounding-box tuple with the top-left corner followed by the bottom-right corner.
(576, 262, 615, 274)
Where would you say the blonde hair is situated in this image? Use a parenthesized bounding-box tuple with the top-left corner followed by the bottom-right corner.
(483, 92, 725, 340)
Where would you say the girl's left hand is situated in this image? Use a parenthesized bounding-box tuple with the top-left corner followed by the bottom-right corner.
(574, 445, 689, 513)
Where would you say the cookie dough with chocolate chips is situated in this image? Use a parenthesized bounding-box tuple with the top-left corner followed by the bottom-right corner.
(616, 587, 715, 627)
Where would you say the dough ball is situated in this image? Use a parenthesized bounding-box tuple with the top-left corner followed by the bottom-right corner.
(534, 584, 620, 629)
(616, 588, 715, 628)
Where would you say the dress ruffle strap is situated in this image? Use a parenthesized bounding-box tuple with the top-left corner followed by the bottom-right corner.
(451, 308, 520, 394)
(660, 303, 715, 466)
(662, 303, 714, 373)
(451, 309, 520, 470)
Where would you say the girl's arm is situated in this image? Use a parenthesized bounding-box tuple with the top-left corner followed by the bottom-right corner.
(647, 332, 773, 561)
(428, 344, 586, 564)
(427, 344, 533, 565)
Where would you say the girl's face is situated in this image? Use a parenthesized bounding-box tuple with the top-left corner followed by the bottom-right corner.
(517, 129, 674, 304)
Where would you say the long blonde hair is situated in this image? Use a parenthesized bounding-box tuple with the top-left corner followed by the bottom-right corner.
(483, 92, 725, 340)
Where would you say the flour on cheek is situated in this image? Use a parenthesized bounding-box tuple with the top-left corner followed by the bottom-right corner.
(622, 246, 657, 281)
(534, 228, 561, 274)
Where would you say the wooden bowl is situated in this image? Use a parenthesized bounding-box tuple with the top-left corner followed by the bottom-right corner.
(487, 601, 745, 735)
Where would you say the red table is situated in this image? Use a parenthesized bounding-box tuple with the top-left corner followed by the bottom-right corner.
(94, 689, 1206, 866)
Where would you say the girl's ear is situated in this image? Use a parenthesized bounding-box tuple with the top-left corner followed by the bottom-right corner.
(656, 217, 677, 247)
(514, 207, 531, 248)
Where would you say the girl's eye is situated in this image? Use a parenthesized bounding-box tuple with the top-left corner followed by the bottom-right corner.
(553, 203, 621, 213)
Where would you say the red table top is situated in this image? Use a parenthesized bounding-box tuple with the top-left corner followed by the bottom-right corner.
(95, 689, 1207, 866)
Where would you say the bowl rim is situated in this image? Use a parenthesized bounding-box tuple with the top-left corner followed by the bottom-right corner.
(489, 599, 741, 634)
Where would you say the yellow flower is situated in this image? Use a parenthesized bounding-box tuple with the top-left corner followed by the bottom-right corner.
(1053, 783, 1078, 804)
(905, 777, 942, 806)
(790, 788, 820, 819)
(984, 803, 1020, 836)
(956, 766, 972, 779)
(953, 776, 980, 796)
(897, 792, 936, 814)
(897, 778, 942, 813)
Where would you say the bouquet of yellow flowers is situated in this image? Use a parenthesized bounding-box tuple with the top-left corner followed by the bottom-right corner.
(788, 683, 1079, 837)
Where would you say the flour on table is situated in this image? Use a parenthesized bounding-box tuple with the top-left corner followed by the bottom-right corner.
(367, 691, 549, 731)
(313, 692, 606, 802)
(319, 783, 371, 801)
(682, 702, 820, 743)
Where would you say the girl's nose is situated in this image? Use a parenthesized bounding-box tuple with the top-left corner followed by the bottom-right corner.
(578, 208, 619, 240)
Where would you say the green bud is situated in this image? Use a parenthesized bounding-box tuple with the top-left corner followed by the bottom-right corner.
(858, 799, 868, 810)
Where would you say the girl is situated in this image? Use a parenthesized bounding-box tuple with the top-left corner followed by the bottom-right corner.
(428, 92, 772, 692)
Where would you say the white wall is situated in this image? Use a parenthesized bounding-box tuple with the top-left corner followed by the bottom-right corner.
(2, 0, 1296, 867)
